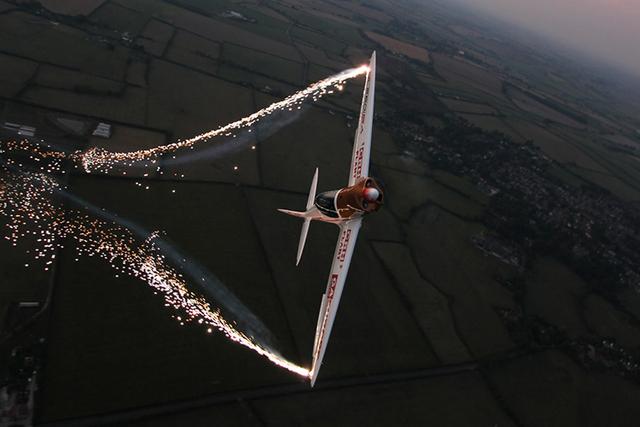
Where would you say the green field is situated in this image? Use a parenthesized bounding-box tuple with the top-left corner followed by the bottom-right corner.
(1, 0, 640, 425)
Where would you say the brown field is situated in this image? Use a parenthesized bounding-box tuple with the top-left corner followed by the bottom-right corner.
(39, 0, 106, 16)
(365, 31, 430, 63)
(164, 30, 220, 75)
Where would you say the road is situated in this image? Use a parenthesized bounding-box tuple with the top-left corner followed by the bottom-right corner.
(39, 361, 478, 426)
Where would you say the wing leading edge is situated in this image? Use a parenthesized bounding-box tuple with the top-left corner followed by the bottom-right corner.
(348, 51, 376, 186)
(309, 218, 362, 386)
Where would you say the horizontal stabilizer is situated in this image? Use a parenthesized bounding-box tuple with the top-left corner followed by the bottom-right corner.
(277, 208, 307, 218)
(306, 168, 319, 210)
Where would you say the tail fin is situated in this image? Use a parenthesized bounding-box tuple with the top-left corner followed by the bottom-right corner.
(305, 167, 319, 211)
(277, 168, 319, 266)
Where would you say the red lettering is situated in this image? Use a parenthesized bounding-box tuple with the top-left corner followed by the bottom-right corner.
(352, 146, 364, 178)
(336, 229, 352, 265)
(327, 274, 339, 303)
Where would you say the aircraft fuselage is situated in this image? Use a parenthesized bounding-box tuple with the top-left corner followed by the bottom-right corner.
(313, 176, 384, 223)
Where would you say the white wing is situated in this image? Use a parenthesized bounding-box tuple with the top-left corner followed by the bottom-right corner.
(348, 51, 376, 186)
(309, 218, 362, 386)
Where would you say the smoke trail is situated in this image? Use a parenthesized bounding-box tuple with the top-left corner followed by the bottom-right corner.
(161, 102, 306, 167)
(71, 65, 369, 173)
(53, 182, 280, 351)
(0, 164, 308, 376)
(0, 64, 371, 379)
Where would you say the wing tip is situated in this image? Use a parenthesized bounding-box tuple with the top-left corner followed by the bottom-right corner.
(309, 362, 319, 388)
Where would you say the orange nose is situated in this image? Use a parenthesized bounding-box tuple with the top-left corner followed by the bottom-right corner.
(363, 187, 380, 202)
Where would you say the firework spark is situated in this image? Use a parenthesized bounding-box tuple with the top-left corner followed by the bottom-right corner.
(0, 166, 309, 377)
(70, 65, 369, 173)
(0, 64, 370, 379)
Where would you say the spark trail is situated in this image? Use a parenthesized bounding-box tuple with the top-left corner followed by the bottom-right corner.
(0, 64, 371, 380)
(71, 65, 369, 173)
(0, 166, 309, 377)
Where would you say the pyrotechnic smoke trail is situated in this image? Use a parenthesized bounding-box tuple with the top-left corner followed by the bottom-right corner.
(0, 64, 371, 379)
(71, 65, 369, 173)
(0, 165, 310, 377)
(161, 103, 306, 167)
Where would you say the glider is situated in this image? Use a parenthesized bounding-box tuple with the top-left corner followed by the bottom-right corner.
(278, 52, 383, 387)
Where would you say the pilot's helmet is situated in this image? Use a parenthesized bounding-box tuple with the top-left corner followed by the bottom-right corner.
(363, 187, 380, 202)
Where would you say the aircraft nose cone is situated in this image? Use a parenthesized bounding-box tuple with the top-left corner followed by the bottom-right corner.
(363, 187, 379, 202)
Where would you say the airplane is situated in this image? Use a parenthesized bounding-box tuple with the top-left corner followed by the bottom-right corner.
(278, 52, 384, 387)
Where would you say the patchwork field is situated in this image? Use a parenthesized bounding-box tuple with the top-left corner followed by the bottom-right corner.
(2, 0, 640, 425)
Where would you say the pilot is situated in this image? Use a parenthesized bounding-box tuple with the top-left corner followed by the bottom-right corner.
(362, 186, 381, 209)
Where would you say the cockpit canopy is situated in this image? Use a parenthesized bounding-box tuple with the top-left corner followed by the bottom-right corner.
(315, 190, 339, 218)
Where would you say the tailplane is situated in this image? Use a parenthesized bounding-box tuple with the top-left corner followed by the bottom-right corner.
(277, 168, 319, 266)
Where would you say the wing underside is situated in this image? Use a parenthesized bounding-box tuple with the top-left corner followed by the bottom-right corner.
(348, 52, 376, 186)
(309, 218, 362, 386)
